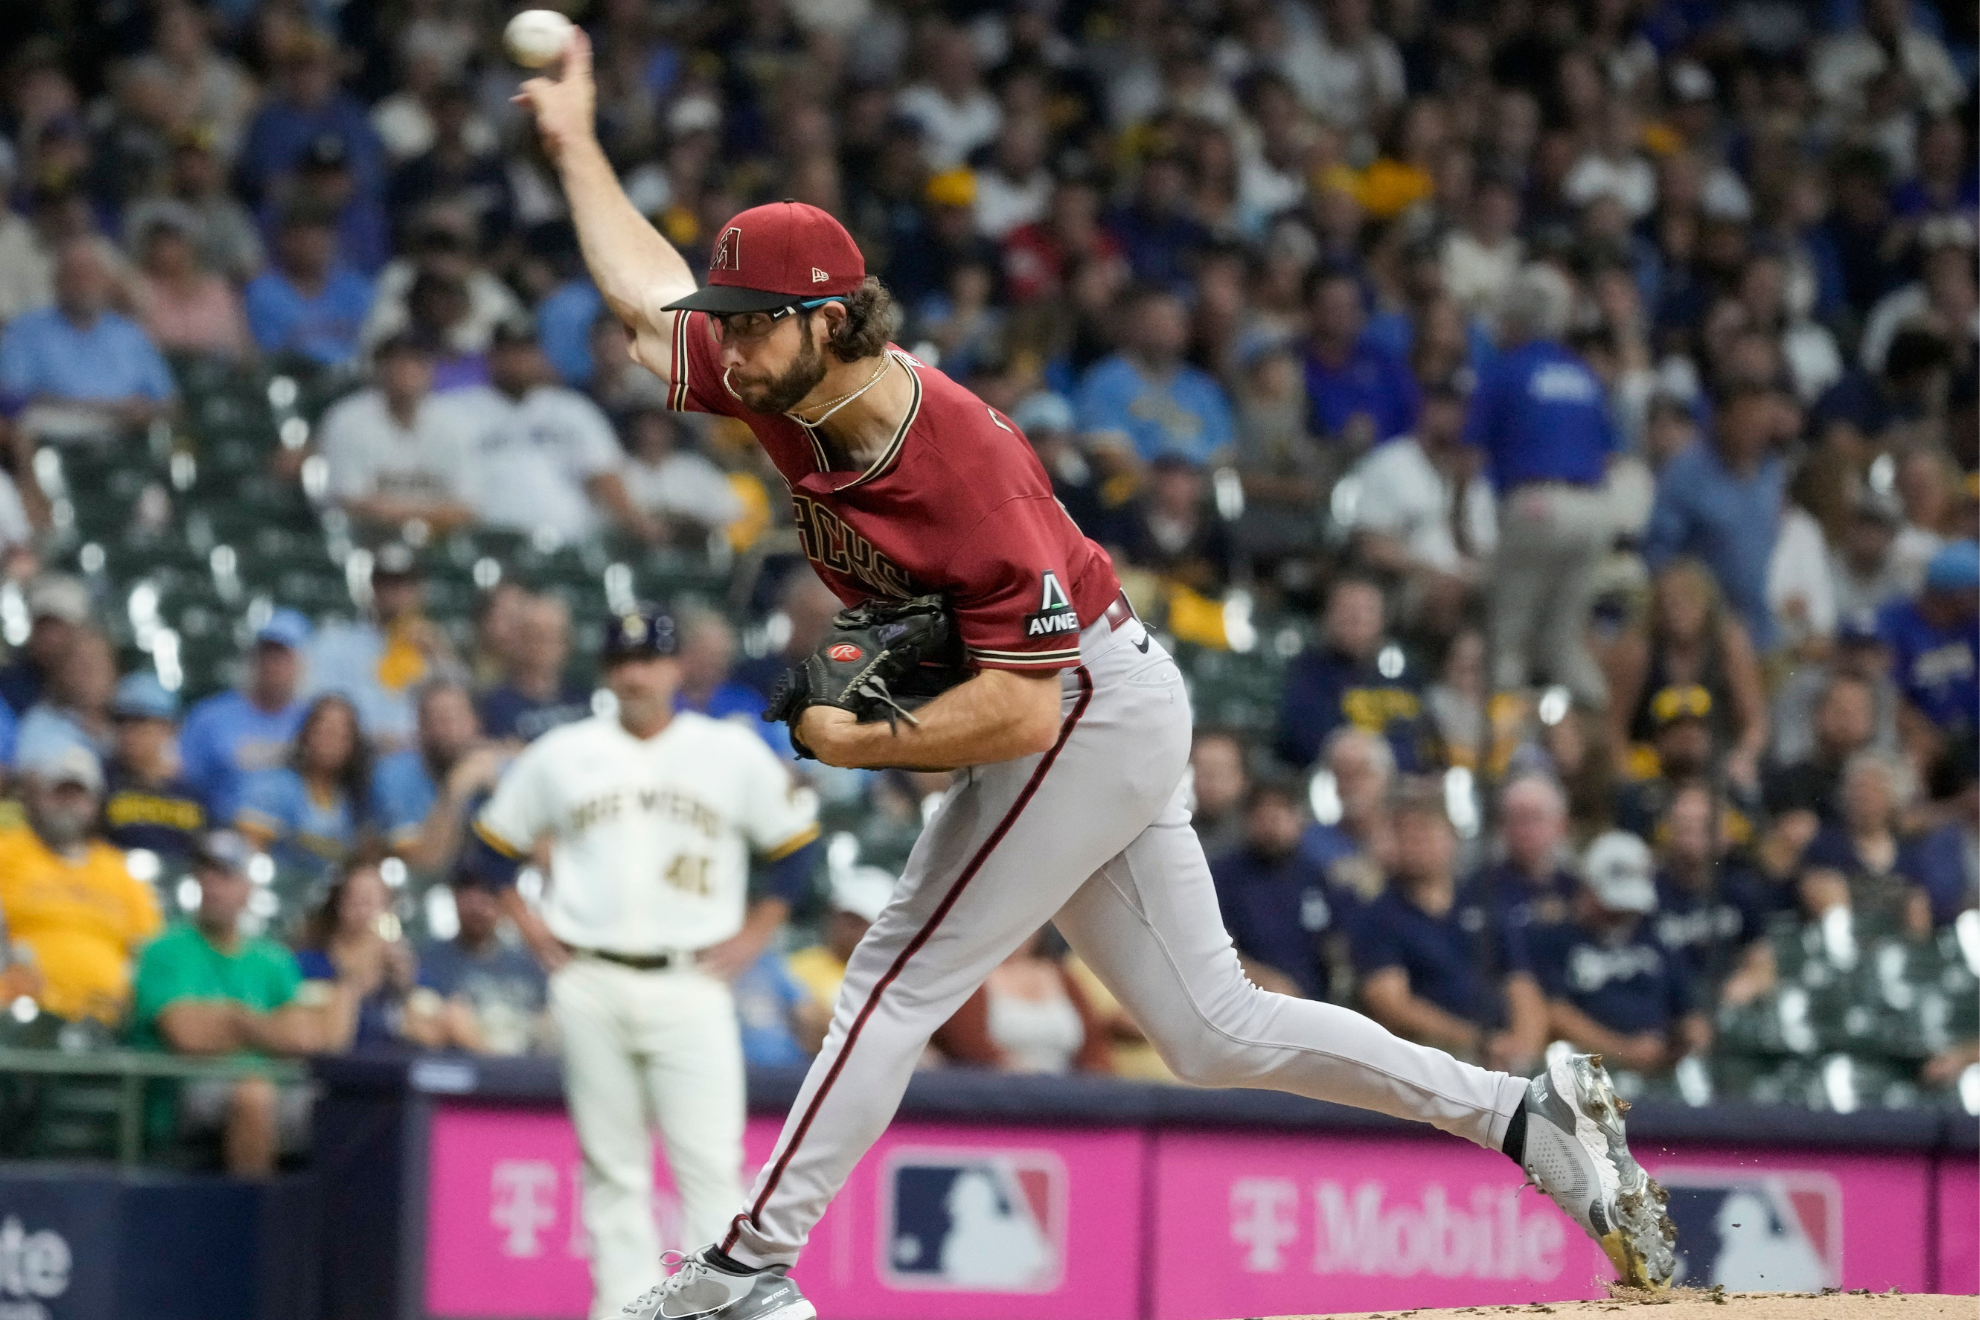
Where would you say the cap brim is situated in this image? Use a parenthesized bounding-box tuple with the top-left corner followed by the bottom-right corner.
(661, 284, 809, 314)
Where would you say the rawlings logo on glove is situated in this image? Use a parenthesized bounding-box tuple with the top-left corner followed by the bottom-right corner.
(764, 595, 964, 758)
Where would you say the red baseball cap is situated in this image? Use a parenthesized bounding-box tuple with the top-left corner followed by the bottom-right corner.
(662, 201, 866, 315)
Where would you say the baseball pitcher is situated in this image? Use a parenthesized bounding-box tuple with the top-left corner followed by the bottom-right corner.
(513, 32, 1676, 1320)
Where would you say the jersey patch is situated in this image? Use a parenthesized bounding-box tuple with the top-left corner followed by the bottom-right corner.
(1024, 570, 1080, 638)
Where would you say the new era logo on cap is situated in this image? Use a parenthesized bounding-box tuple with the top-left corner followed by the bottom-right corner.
(665, 202, 866, 316)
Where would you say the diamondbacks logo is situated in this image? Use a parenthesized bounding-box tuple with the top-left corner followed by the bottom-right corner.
(1657, 1169, 1841, 1291)
(827, 643, 863, 662)
(1024, 571, 1079, 639)
(713, 227, 741, 272)
(880, 1149, 1065, 1292)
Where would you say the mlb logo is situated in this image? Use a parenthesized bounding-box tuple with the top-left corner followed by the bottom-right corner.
(1656, 1169, 1842, 1292)
(878, 1148, 1066, 1293)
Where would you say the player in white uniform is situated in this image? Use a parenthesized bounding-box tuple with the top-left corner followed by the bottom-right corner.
(467, 609, 819, 1318)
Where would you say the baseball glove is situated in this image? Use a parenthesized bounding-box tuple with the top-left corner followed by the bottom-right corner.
(764, 595, 966, 758)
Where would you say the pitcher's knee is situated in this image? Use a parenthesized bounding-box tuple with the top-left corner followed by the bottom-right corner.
(1146, 999, 1281, 1088)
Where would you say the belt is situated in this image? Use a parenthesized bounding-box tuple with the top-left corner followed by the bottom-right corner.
(1102, 592, 1137, 631)
(572, 946, 686, 972)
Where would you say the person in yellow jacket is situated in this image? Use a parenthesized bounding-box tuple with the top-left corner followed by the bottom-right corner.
(0, 743, 162, 1023)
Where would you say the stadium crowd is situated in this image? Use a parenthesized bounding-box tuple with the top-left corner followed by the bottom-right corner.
(0, 0, 1976, 1171)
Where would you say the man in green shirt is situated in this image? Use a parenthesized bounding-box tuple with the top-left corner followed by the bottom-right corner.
(130, 831, 322, 1174)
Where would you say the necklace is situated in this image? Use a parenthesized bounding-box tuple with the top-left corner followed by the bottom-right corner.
(787, 354, 893, 430)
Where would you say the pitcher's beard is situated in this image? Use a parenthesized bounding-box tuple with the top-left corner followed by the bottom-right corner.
(731, 333, 828, 415)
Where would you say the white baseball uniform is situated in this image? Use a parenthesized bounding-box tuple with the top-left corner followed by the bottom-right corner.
(474, 710, 818, 1317)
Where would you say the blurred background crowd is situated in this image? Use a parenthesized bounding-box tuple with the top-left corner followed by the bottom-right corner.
(0, 0, 1975, 1173)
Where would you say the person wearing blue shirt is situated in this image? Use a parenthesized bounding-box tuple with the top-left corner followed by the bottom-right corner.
(0, 239, 176, 431)
(1876, 541, 1979, 779)
(1351, 787, 1546, 1072)
(179, 610, 313, 825)
(475, 594, 593, 743)
(1303, 270, 1420, 446)
(1102, 155, 1211, 291)
(1650, 785, 1778, 990)
(1643, 383, 1789, 652)
(733, 951, 822, 1068)
(1276, 576, 1429, 773)
(102, 674, 205, 861)
(244, 205, 376, 369)
(371, 681, 507, 873)
(256, 134, 390, 276)
(1074, 285, 1235, 467)
(234, 694, 381, 883)
(1520, 832, 1709, 1078)
(672, 611, 794, 758)
(417, 875, 549, 1055)
(537, 277, 605, 385)
(1210, 778, 1350, 1001)
(236, 34, 387, 205)
(1464, 264, 1619, 708)
(1464, 776, 1579, 979)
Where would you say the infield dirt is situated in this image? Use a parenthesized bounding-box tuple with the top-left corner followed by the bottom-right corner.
(1262, 1288, 1977, 1320)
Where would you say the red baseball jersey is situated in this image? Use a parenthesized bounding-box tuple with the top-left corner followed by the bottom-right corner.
(664, 312, 1120, 671)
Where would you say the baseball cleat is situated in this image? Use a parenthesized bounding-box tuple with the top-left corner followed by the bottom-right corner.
(619, 1249, 816, 1320)
(1518, 1052, 1677, 1290)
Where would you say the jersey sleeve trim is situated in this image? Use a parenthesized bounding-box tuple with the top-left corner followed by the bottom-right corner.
(760, 821, 821, 862)
(668, 310, 693, 411)
(471, 817, 529, 858)
(968, 645, 1083, 669)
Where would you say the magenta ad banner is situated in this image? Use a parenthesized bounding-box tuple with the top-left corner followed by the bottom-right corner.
(1938, 1156, 1978, 1295)
(1147, 1132, 1934, 1320)
(423, 1104, 1145, 1320)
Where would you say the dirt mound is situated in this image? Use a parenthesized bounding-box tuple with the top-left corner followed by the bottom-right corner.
(1263, 1286, 1974, 1320)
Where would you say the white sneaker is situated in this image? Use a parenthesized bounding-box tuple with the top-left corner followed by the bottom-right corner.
(1519, 1052, 1677, 1290)
(619, 1249, 817, 1320)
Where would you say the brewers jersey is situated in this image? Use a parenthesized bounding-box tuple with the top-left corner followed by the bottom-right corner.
(473, 712, 818, 954)
(664, 322, 1121, 672)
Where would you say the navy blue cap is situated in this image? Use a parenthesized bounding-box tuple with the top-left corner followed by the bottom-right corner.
(600, 607, 678, 663)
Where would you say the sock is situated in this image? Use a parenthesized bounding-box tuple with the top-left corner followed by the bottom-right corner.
(1500, 1104, 1528, 1167)
(703, 1246, 757, 1276)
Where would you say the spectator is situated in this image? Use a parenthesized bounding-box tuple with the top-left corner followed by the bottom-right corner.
(304, 543, 454, 747)
(127, 208, 251, 361)
(467, 579, 532, 689)
(1186, 728, 1249, 859)
(1769, 612, 1902, 768)
(129, 2, 256, 162)
(971, 117, 1052, 241)
(894, 26, 1000, 171)
(1605, 561, 1770, 791)
(1523, 831, 1709, 1080)
(398, 269, 489, 391)
(1310, 0, 1405, 136)
(0, 743, 161, 1023)
(15, 627, 117, 769)
(129, 831, 319, 1175)
(1108, 451, 1234, 594)
(1277, 575, 1427, 773)
(293, 861, 442, 1051)
(1466, 264, 1618, 706)
(179, 610, 311, 827)
(787, 865, 896, 1012)
(1302, 269, 1419, 449)
(242, 204, 375, 370)
(1828, 488, 1921, 620)
(372, 679, 504, 873)
(618, 406, 746, 541)
(456, 318, 656, 543)
(235, 694, 377, 881)
(1613, 683, 1749, 844)
(1211, 777, 1347, 1001)
(1001, 177, 1122, 305)
(1105, 153, 1213, 292)
(1441, 173, 1523, 321)
(1342, 380, 1495, 642)
(260, 134, 389, 277)
(951, 927, 1109, 1074)
(1010, 391, 1104, 535)
(1809, 0, 1965, 124)
(1467, 776, 1578, 972)
(0, 574, 90, 717)
(237, 31, 385, 206)
(1075, 284, 1235, 468)
(1652, 785, 1776, 991)
(1799, 752, 1943, 934)
(101, 673, 204, 862)
(732, 570, 845, 703)
(1763, 674, 1879, 827)
(1352, 784, 1545, 1072)
(0, 156, 52, 324)
(386, 82, 513, 244)
(1644, 383, 1790, 652)
(126, 127, 265, 284)
(358, 219, 523, 369)
(733, 945, 828, 1068)
(475, 594, 590, 743)
(1302, 726, 1398, 903)
(415, 871, 549, 1056)
(1878, 541, 1979, 787)
(584, 313, 669, 417)
(317, 333, 478, 531)
(0, 238, 176, 441)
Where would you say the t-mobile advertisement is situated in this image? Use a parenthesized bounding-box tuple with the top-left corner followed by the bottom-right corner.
(423, 1105, 1146, 1319)
(1148, 1131, 1936, 1319)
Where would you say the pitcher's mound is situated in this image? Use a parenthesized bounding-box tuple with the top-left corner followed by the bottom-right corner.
(1261, 1288, 1974, 1320)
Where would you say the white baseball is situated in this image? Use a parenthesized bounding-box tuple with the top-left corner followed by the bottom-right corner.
(504, 9, 574, 68)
